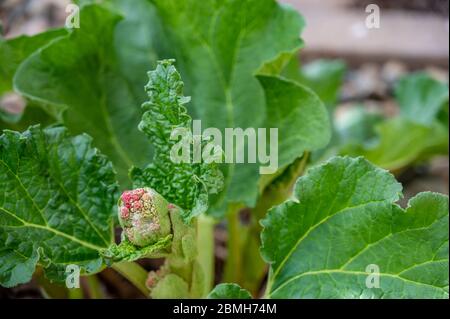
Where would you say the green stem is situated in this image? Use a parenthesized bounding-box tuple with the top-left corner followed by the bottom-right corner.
(196, 215, 215, 295)
(242, 153, 311, 295)
(86, 275, 104, 299)
(252, 152, 310, 223)
(223, 203, 244, 284)
(33, 267, 70, 299)
(68, 287, 84, 299)
(112, 261, 149, 297)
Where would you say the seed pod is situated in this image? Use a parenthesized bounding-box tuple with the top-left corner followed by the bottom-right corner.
(118, 188, 172, 247)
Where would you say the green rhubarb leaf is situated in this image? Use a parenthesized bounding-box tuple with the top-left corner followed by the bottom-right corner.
(340, 117, 448, 171)
(395, 72, 449, 126)
(338, 73, 449, 171)
(261, 156, 449, 298)
(208, 283, 252, 299)
(298, 59, 346, 107)
(106, 0, 163, 103)
(0, 125, 118, 287)
(101, 235, 172, 263)
(334, 106, 384, 146)
(150, 0, 329, 213)
(0, 29, 66, 96)
(130, 60, 224, 222)
(257, 75, 330, 167)
(13, 4, 153, 186)
(0, 29, 65, 127)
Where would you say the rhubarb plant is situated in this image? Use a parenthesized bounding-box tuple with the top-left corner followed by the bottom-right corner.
(0, 0, 448, 300)
(2, 60, 448, 299)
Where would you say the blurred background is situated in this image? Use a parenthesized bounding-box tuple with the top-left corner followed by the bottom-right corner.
(2, 0, 448, 65)
(1, 0, 448, 298)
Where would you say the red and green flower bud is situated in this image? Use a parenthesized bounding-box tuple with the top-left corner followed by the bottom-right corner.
(118, 188, 171, 247)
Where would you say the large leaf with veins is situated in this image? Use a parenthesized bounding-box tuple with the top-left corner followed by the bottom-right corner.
(262, 156, 449, 298)
(13, 5, 152, 186)
(150, 0, 330, 214)
(0, 125, 118, 287)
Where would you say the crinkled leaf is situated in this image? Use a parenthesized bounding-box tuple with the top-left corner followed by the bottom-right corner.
(208, 283, 252, 299)
(261, 156, 449, 298)
(101, 235, 172, 263)
(395, 72, 449, 126)
(130, 60, 223, 222)
(13, 4, 152, 186)
(0, 125, 118, 287)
